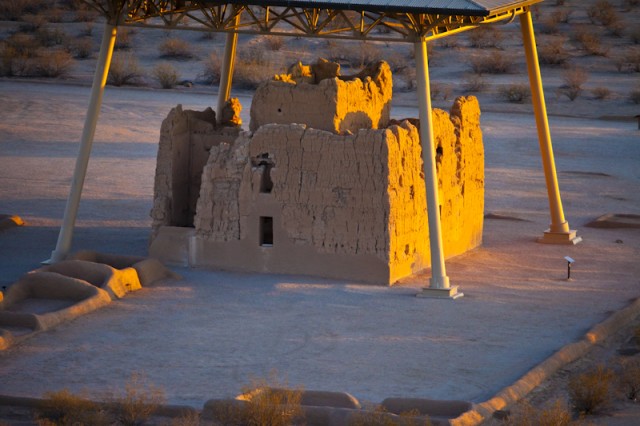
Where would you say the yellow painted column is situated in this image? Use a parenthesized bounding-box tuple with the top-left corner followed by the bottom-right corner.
(48, 23, 118, 263)
(520, 11, 579, 244)
(216, 13, 241, 124)
(414, 40, 462, 299)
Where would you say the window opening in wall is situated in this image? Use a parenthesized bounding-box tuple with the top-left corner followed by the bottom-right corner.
(260, 216, 274, 247)
(253, 153, 274, 193)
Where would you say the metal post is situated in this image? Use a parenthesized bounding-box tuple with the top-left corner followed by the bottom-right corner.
(414, 40, 462, 299)
(520, 11, 580, 244)
(216, 13, 241, 124)
(47, 24, 118, 263)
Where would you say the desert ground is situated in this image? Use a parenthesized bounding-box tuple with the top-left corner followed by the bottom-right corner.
(1, 1, 640, 425)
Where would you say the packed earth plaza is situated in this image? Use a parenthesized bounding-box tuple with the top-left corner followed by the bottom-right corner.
(1, 0, 640, 425)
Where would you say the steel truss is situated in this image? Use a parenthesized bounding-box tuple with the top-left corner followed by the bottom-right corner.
(81, 0, 528, 42)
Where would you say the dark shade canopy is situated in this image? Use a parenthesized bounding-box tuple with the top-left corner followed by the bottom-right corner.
(201, 0, 541, 16)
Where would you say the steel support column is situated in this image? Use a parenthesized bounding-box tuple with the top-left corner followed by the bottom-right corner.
(414, 40, 462, 299)
(520, 11, 580, 244)
(47, 24, 118, 263)
(216, 15, 241, 124)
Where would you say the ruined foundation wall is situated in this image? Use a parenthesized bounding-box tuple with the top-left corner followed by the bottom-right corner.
(249, 61, 392, 134)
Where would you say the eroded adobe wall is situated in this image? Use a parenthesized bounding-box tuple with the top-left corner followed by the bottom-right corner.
(191, 96, 484, 284)
(151, 104, 241, 239)
(249, 60, 392, 135)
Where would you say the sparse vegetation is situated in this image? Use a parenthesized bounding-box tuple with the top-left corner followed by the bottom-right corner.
(463, 74, 486, 92)
(468, 26, 502, 48)
(591, 87, 611, 100)
(349, 406, 431, 426)
(37, 389, 110, 426)
(470, 51, 515, 74)
(560, 67, 588, 101)
(0, 0, 47, 21)
(202, 51, 222, 84)
(108, 372, 166, 426)
(115, 27, 134, 50)
(618, 357, 640, 400)
(233, 48, 283, 89)
(538, 38, 569, 65)
(72, 37, 93, 59)
(630, 88, 640, 104)
(500, 399, 573, 426)
(572, 29, 608, 56)
(263, 35, 284, 51)
(500, 84, 530, 103)
(568, 364, 614, 415)
(153, 62, 180, 88)
(210, 374, 304, 426)
(107, 52, 143, 86)
(159, 37, 194, 59)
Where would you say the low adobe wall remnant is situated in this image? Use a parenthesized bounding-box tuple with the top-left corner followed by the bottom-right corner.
(150, 60, 484, 284)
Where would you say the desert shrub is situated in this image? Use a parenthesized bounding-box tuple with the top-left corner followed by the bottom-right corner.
(344, 41, 385, 68)
(540, 10, 570, 34)
(470, 51, 515, 74)
(587, 0, 619, 27)
(568, 364, 614, 414)
(33, 49, 74, 77)
(211, 375, 304, 426)
(74, 5, 98, 22)
(396, 66, 416, 91)
(79, 22, 94, 37)
(612, 48, 640, 73)
(107, 52, 143, 86)
(591, 87, 611, 100)
(623, 0, 640, 9)
(153, 62, 180, 89)
(233, 48, 283, 89)
(501, 399, 572, 426)
(560, 67, 588, 101)
(434, 36, 460, 49)
(170, 410, 200, 426)
(629, 28, 640, 45)
(19, 14, 47, 32)
(107, 372, 166, 426)
(115, 27, 134, 50)
(263, 35, 284, 51)
(618, 357, 640, 400)
(0, 0, 48, 20)
(349, 406, 431, 426)
(202, 51, 222, 84)
(72, 37, 93, 59)
(630, 88, 640, 104)
(538, 38, 569, 65)
(463, 74, 486, 92)
(572, 29, 608, 56)
(159, 37, 195, 59)
(35, 27, 69, 48)
(500, 84, 530, 103)
(37, 389, 110, 426)
(468, 26, 502, 48)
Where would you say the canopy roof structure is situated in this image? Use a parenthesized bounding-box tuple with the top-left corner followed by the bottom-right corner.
(50, 0, 580, 297)
(84, 0, 541, 42)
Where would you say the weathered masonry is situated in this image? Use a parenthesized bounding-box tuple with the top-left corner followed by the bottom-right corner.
(150, 61, 484, 284)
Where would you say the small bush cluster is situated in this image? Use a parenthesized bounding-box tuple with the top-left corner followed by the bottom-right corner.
(468, 26, 502, 48)
(349, 406, 431, 426)
(115, 28, 134, 50)
(463, 74, 486, 93)
(153, 62, 180, 89)
(560, 67, 588, 101)
(568, 364, 614, 414)
(538, 38, 569, 65)
(470, 51, 515, 74)
(0, 33, 74, 78)
(202, 51, 222, 84)
(591, 87, 611, 100)
(0, 0, 48, 21)
(159, 37, 195, 59)
(501, 399, 573, 426)
(233, 48, 284, 89)
(107, 52, 143, 86)
(631, 88, 640, 104)
(572, 29, 608, 56)
(587, 0, 620, 28)
(618, 357, 640, 400)
(263, 35, 284, 51)
(500, 84, 530, 103)
(613, 48, 640, 73)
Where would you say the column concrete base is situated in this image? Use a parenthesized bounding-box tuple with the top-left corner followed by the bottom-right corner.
(538, 229, 582, 245)
(417, 286, 463, 300)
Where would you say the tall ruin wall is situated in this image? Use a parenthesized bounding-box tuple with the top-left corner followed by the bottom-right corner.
(187, 96, 483, 284)
(150, 60, 484, 284)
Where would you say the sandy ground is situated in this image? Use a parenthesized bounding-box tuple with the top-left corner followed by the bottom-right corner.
(0, 75, 639, 423)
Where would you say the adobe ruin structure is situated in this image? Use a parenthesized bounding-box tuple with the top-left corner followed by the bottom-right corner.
(150, 60, 484, 284)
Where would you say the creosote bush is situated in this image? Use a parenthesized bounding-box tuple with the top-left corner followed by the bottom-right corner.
(618, 357, 640, 400)
(210, 374, 304, 426)
(591, 87, 611, 100)
(630, 88, 640, 104)
(37, 389, 110, 426)
(538, 38, 569, 65)
(500, 84, 530, 103)
(107, 52, 143, 86)
(202, 51, 222, 84)
(468, 26, 502, 48)
(263, 35, 284, 51)
(72, 38, 94, 59)
(115, 28, 134, 50)
(108, 372, 166, 426)
(159, 37, 195, 59)
(568, 364, 614, 415)
(500, 399, 573, 426)
(463, 74, 486, 93)
(153, 62, 180, 89)
(560, 67, 588, 101)
(572, 29, 608, 57)
(470, 51, 515, 74)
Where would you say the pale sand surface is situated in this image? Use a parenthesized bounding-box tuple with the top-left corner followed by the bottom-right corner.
(0, 81, 639, 411)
